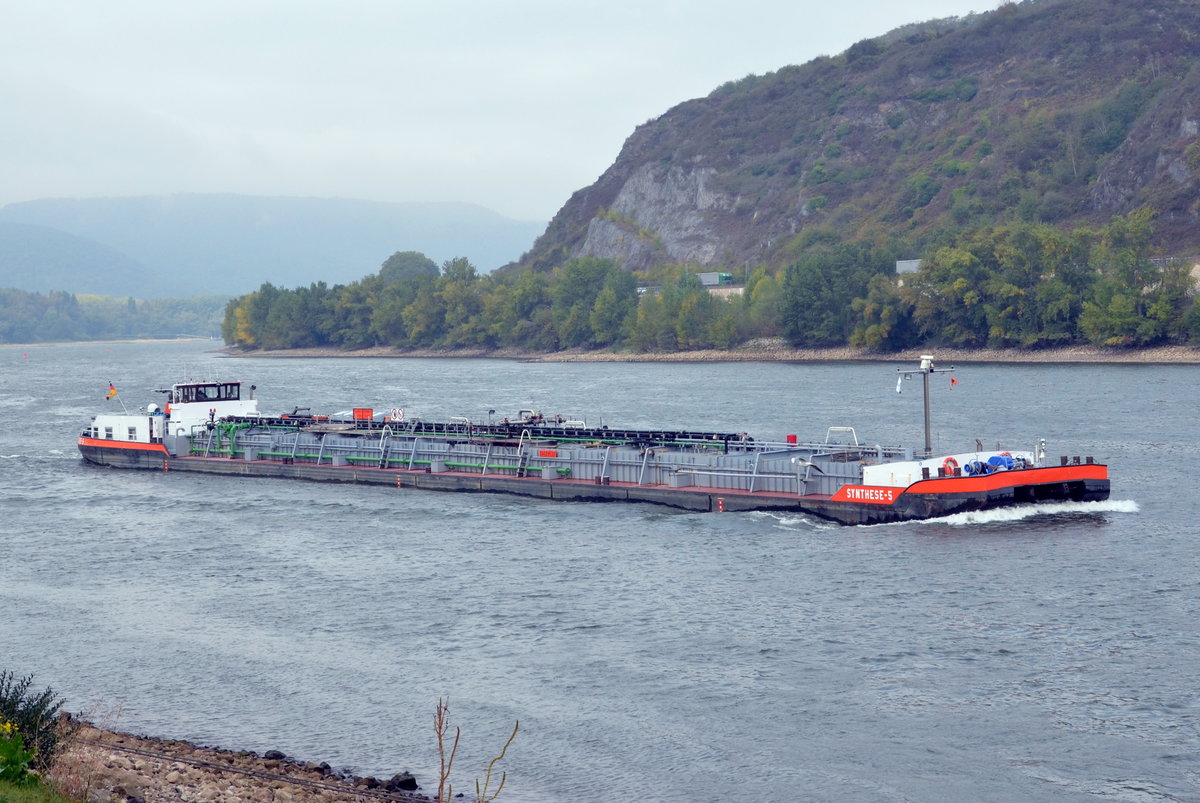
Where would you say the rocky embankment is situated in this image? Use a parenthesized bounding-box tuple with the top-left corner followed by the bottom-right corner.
(49, 724, 428, 803)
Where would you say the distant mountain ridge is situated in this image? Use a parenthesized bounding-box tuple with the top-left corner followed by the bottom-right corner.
(0, 220, 154, 297)
(519, 0, 1200, 274)
(0, 194, 544, 298)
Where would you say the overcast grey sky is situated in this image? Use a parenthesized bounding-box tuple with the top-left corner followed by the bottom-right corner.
(2, 1, 1000, 221)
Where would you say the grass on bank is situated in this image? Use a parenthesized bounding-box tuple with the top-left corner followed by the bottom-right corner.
(0, 777, 76, 803)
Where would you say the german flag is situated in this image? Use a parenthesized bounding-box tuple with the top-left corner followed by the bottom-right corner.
(105, 383, 118, 400)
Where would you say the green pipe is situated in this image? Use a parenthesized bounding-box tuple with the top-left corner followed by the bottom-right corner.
(444, 461, 528, 471)
(346, 456, 432, 465)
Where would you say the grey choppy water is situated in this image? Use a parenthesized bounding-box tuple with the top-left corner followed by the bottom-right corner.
(0, 340, 1195, 801)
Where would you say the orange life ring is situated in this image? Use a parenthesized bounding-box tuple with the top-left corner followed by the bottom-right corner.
(942, 457, 959, 473)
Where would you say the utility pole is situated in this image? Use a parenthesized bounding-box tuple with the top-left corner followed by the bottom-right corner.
(897, 355, 955, 458)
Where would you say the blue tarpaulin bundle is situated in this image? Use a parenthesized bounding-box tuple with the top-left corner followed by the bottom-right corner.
(987, 454, 1016, 470)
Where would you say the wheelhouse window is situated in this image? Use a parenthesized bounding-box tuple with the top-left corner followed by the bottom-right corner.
(127, 426, 138, 440)
(177, 383, 241, 403)
(104, 427, 113, 440)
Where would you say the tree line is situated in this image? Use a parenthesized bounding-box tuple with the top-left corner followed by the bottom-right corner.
(222, 250, 788, 352)
(221, 212, 1200, 354)
(0, 291, 227, 344)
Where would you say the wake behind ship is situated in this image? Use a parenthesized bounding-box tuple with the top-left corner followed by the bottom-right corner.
(78, 358, 1110, 525)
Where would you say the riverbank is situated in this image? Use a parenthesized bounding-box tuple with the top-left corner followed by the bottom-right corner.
(221, 338, 1200, 364)
(49, 723, 428, 803)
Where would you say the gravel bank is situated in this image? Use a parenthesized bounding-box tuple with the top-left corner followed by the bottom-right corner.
(49, 724, 429, 803)
(222, 339, 1200, 364)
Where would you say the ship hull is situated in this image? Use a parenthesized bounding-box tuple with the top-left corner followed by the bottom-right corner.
(79, 438, 1110, 525)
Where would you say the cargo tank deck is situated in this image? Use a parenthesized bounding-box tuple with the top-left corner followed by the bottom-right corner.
(166, 452, 811, 513)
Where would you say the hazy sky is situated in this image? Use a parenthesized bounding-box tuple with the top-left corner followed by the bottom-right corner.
(2, 1, 1001, 221)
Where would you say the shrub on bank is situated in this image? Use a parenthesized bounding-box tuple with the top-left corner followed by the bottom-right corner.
(0, 671, 73, 771)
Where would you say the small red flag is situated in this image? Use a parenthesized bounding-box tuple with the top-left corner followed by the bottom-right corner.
(950, 376, 958, 387)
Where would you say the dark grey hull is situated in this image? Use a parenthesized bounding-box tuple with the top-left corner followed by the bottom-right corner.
(79, 443, 1110, 525)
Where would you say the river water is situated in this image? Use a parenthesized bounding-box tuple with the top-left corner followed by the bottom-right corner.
(1, 340, 1195, 801)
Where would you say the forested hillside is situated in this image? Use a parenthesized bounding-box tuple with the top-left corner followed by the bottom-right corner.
(0, 221, 157, 296)
(518, 0, 1200, 274)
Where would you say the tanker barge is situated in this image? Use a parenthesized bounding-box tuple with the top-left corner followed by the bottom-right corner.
(77, 357, 1110, 525)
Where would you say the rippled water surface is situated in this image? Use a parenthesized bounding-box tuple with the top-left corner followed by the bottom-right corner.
(1, 340, 1196, 801)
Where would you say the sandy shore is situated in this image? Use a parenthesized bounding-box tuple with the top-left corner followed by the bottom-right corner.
(221, 339, 1200, 364)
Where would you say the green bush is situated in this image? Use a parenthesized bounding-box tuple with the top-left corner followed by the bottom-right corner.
(0, 673, 68, 771)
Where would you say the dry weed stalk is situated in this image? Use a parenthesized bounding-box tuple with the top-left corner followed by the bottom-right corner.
(433, 698, 519, 803)
(474, 720, 518, 803)
(45, 701, 122, 800)
(434, 697, 460, 803)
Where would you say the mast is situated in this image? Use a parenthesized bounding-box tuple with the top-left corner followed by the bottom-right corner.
(897, 354, 955, 458)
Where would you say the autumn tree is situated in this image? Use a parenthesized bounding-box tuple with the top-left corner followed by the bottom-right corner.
(379, 251, 439, 283)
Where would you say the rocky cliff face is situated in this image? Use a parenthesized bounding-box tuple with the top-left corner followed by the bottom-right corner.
(1088, 66, 1200, 223)
(578, 165, 731, 269)
(519, 0, 1200, 274)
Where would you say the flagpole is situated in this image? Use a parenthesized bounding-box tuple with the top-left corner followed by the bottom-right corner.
(107, 383, 130, 414)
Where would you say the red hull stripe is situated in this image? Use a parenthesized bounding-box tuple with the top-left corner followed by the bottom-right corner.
(78, 436, 168, 454)
(905, 464, 1107, 494)
(830, 464, 1107, 506)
